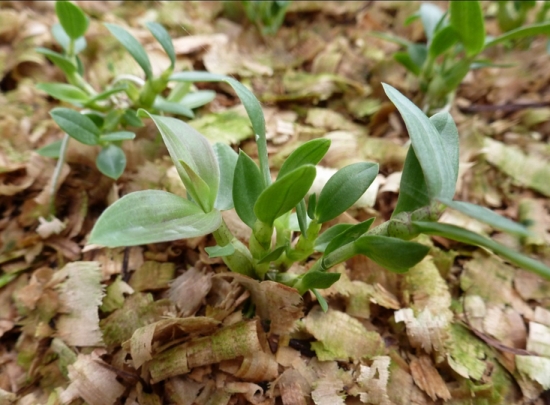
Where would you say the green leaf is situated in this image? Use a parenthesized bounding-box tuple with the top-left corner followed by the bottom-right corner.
(179, 159, 212, 210)
(324, 218, 375, 256)
(258, 245, 287, 264)
(383, 83, 455, 200)
(169, 71, 269, 186)
(486, 21, 550, 48)
(153, 97, 194, 118)
(145, 22, 175, 68)
(314, 224, 353, 253)
(36, 140, 63, 159)
(294, 271, 341, 295)
(315, 162, 379, 223)
(36, 82, 89, 105)
(392, 148, 430, 217)
(255, 165, 317, 226)
(408, 43, 428, 70)
(86, 86, 128, 104)
(307, 193, 317, 220)
(429, 25, 459, 58)
(52, 23, 87, 54)
(205, 244, 235, 258)
(354, 235, 430, 273)
(104, 23, 153, 79)
(438, 198, 532, 238)
(449, 1, 485, 57)
(419, 3, 446, 42)
(96, 144, 126, 180)
(50, 107, 100, 145)
(394, 52, 421, 76)
(35, 47, 77, 75)
(180, 90, 216, 109)
(233, 151, 264, 228)
(99, 131, 136, 142)
(122, 109, 144, 127)
(278, 138, 331, 179)
(412, 221, 550, 280)
(429, 111, 459, 184)
(141, 112, 220, 213)
(213, 143, 238, 211)
(55, 1, 89, 40)
(296, 199, 308, 238)
(312, 289, 329, 312)
(90, 190, 222, 247)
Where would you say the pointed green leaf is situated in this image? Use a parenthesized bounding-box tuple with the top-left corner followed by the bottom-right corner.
(429, 25, 459, 58)
(383, 83, 455, 200)
(430, 111, 459, 184)
(419, 3, 445, 41)
(180, 90, 216, 109)
(315, 162, 379, 223)
(99, 131, 136, 142)
(412, 221, 550, 280)
(312, 289, 329, 312)
(105, 23, 153, 79)
(90, 190, 222, 247)
(213, 143, 238, 211)
(278, 138, 331, 179)
(485, 21, 550, 48)
(296, 199, 308, 237)
(205, 244, 235, 258)
(324, 218, 375, 256)
(255, 165, 317, 226)
(294, 271, 341, 295)
(394, 52, 421, 76)
(36, 140, 63, 159)
(169, 71, 269, 186)
(122, 109, 144, 127)
(153, 97, 194, 118)
(52, 23, 86, 54)
(258, 245, 287, 264)
(50, 107, 100, 145)
(55, 1, 89, 40)
(37, 82, 89, 105)
(145, 22, 175, 68)
(392, 148, 430, 217)
(140, 112, 219, 213)
(233, 151, 264, 228)
(438, 199, 532, 238)
(86, 86, 128, 104)
(354, 235, 430, 273)
(449, 1, 485, 56)
(179, 159, 212, 211)
(96, 144, 126, 180)
(314, 224, 354, 253)
(35, 47, 77, 75)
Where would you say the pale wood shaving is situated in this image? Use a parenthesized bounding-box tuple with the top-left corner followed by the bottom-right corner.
(409, 355, 451, 401)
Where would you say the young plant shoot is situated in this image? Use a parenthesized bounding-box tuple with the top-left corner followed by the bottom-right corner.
(90, 75, 550, 311)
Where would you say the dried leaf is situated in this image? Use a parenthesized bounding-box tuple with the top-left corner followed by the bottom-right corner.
(516, 355, 550, 389)
(129, 261, 175, 292)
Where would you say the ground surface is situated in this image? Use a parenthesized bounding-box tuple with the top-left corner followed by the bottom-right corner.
(1, 1, 550, 404)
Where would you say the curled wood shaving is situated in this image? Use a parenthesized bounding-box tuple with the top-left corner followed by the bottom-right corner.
(409, 355, 451, 402)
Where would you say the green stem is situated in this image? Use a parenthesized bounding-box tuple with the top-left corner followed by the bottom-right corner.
(213, 220, 256, 278)
(49, 133, 70, 216)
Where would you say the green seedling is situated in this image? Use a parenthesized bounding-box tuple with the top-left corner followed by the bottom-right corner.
(90, 74, 550, 311)
(497, 1, 550, 32)
(36, 1, 216, 213)
(224, 1, 291, 36)
(374, 1, 550, 112)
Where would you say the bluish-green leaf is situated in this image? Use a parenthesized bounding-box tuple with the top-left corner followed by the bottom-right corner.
(145, 22, 175, 68)
(408, 43, 428, 70)
(36, 82, 89, 105)
(429, 25, 459, 58)
(52, 23, 87, 54)
(438, 199, 532, 238)
(205, 244, 235, 258)
(153, 97, 194, 118)
(50, 107, 100, 145)
(449, 1, 485, 57)
(169, 71, 269, 186)
(99, 131, 136, 142)
(140, 111, 219, 212)
(90, 190, 222, 247)
(315, 162, 379, 223)
(179, 159, 212, 211)
(255, 165, 317, 226)
(96, 144, 126, 180)
(485, 21, 550, 48)
(383, 84, 455, 200)
(278, 138, 331, 179)
(392, 148, 430, 217)
(36, 139, 63, 159)
(180, 90, 216, 109)
(55, 1, 89, 40)
(354, 235, 430, 273)
(419, 3, 446, 42)
(105, 23, 153, 79)
(122, 109, 144, 127)
(213, 143, 238, 211)
(35, 47, 77, 75)
(412, 221, 550, 280)
(430, 111, 459, 186)
(314, 224, 354, 253)
(233, 151, 264, 228)
(324, 218, 375, 256)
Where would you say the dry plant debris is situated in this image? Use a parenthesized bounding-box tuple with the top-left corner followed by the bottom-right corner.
(1, 1, 550, 404)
